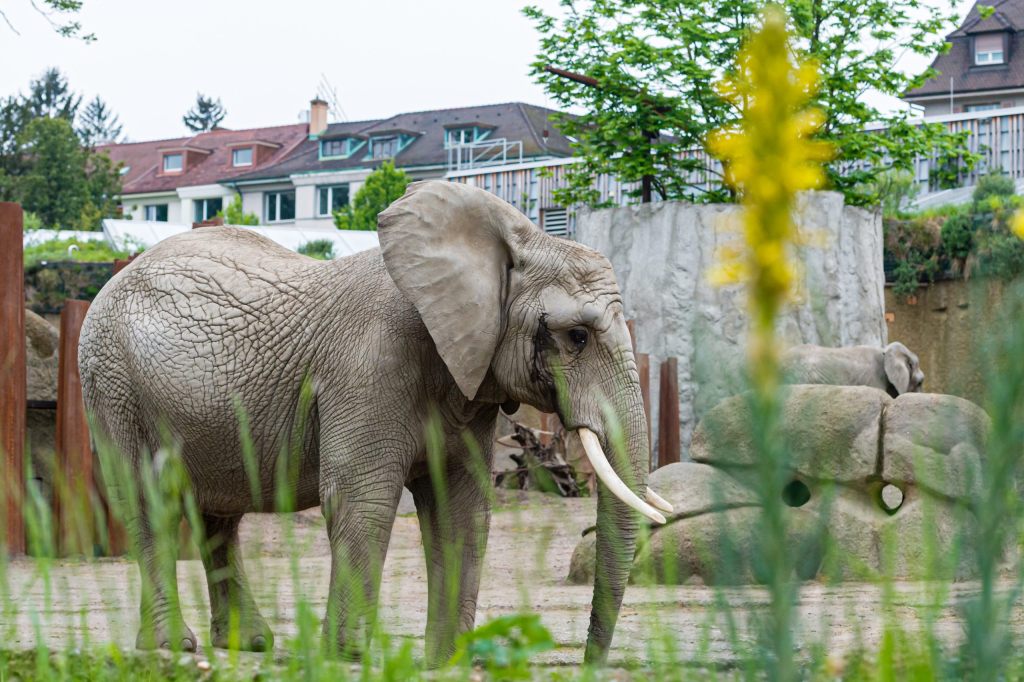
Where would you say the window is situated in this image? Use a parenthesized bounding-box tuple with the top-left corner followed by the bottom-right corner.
(966, 103, 1000, 112)
(321, 139, 349, 158)
(119, 165, 131, 175)
(445, 127, 483, 147)
(144, 204, 168, 222)
(232, 148, 253, 166)
(193, 198, 223, 222)
(369, 136, 398, 159)
(317, 184, 350, 217)
(975, 33, 1004, 65)
(265, 191, 295, 222)
(163, 153, 183, 172)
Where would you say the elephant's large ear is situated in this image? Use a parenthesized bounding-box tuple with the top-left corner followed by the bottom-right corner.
(378, 181, 537, 400)
(884, 342, 912, 395)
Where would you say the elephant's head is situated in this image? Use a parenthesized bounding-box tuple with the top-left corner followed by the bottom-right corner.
(884, 342, 925, 395)
(378, 181, 670, 664)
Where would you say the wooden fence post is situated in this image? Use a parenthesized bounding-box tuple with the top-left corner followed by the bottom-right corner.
(55, 300, 93, 556)
(658, 357, 680, 467)
(0, 203, 25, 555)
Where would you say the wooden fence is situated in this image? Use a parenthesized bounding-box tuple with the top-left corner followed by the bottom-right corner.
(2, 203, 124, 557)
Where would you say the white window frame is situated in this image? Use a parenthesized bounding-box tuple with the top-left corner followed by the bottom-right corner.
(232, 147, 253, 167)
(976, 49, 1004, 65)
(316, 184, 349, 217)
(163, 153, 183, 172)
(265, 190, 296, 223)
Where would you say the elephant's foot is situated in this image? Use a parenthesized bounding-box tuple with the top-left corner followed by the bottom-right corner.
(211, 614, 274, 652)
(136, 618, 198, 652)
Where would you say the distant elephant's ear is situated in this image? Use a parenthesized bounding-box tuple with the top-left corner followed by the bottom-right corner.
(378, 181, 538, 400)
(884, 342, 912, 395)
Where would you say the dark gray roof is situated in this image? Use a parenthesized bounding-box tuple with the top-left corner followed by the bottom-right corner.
(906, 1, 1024, 99)
(230, 102, 574, 183)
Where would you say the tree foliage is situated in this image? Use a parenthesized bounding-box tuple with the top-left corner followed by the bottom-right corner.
(78, 96, 123, 147)
(0, 0, 95, 42)
(334, 161, 411, 231)
(0, 69, 123, 228)
(183, 93, 227, 133)
(16, 116, 120, 229)
(524, 0, 973, 208)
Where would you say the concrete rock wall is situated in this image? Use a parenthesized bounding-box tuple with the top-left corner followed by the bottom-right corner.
(576, 192, 887, 461)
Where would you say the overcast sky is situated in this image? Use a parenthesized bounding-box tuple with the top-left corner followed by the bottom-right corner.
(0, 0, 976, 142)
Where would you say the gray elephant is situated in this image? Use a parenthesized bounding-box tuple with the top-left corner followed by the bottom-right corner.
(780, 342, 925, 396)
(78, 181, 670, 666)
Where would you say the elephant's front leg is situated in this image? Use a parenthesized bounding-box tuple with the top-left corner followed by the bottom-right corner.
(408, 430, 494, 667)
(319, 438, 410, 660)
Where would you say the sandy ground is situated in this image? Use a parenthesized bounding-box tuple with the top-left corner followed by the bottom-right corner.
(4, 490, 1020, 669)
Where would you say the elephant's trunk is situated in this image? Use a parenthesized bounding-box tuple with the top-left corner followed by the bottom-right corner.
(581, 387, 657, 666)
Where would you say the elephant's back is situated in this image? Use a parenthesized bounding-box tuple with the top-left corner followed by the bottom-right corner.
(80, 227, 350, 420)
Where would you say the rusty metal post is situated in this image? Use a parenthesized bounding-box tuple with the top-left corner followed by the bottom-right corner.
(0, 203, 25, 554)
(112, 257, 136, 275)
(55, 300, 93, 556)
(657, 357, 680, 467)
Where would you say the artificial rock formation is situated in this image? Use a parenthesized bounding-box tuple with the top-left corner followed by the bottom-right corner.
(568, 385, 991, 585)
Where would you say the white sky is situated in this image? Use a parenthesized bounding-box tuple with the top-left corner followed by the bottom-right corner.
(0, 0, 977, 142)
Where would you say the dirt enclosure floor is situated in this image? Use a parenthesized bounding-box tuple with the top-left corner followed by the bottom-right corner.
(6, 490, 1022, 671)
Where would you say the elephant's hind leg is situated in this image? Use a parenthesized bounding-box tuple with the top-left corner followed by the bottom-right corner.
(198, 514, 273, 651)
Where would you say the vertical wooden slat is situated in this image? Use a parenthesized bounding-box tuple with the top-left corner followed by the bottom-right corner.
(657, 357, 680, 468)
(0, 203, 25, 555)
(55, 300, 92, 556)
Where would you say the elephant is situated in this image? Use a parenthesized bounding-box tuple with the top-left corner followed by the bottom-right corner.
(779, 342, 925, 396)
(78, 180, 671, 666)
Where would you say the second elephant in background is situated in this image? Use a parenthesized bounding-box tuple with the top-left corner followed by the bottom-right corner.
(780, 342, 925, 397)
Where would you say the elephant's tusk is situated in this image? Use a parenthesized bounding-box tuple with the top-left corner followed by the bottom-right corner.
(577, 428, 667, 525)
(645, 488, 674, 514)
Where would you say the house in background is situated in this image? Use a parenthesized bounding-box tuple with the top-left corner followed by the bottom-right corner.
(101, 123, 308, 224)
(228, 100, 574, 230)
(904, 1, 1024, 116)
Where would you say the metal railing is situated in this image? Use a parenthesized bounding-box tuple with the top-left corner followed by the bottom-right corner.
(446, 138, 524, 172)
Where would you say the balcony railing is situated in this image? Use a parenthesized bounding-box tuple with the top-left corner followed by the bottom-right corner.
(446, 138, 523, 172)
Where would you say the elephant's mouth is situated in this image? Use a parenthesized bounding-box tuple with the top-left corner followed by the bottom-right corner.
(576, 427, 671, 525)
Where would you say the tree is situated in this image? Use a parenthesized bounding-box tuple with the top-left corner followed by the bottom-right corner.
(334, 162, 411, 231)
(15, 116, 121, 229)
(25, 67, 80, 120)
(16, 116, 89, 228)
(78, 96, 123, 147)
(183, 93, 227, 133)
(524, 0, 973, 208)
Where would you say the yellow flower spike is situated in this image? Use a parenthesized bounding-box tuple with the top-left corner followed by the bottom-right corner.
(1013, 209, 1024, 241)
(707, 4, 833, 391)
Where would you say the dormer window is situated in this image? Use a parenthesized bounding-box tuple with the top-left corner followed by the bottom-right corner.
(320, 137, 363, 159)
(369, 136, 398, 159)
(975, 33, 1005, 65)
(163, 153, 183, 172)
(232, 148, 253, 167)
(445, 126, 488, 147)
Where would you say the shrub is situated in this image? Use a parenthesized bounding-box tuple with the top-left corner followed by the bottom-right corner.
(972, 173, 1016, 204)
(218, 194, 259, 226)
(297, 239, 334, 260)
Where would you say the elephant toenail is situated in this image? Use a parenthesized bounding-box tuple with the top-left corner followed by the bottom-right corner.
(252, 635, 266, 650)
(182, 638, 196, 652)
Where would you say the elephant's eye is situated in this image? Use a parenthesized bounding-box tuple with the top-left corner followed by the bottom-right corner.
(568, 327, 589, 350)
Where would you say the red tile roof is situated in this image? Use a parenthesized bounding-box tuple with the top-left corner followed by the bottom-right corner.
(99, 123, 309, 195)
